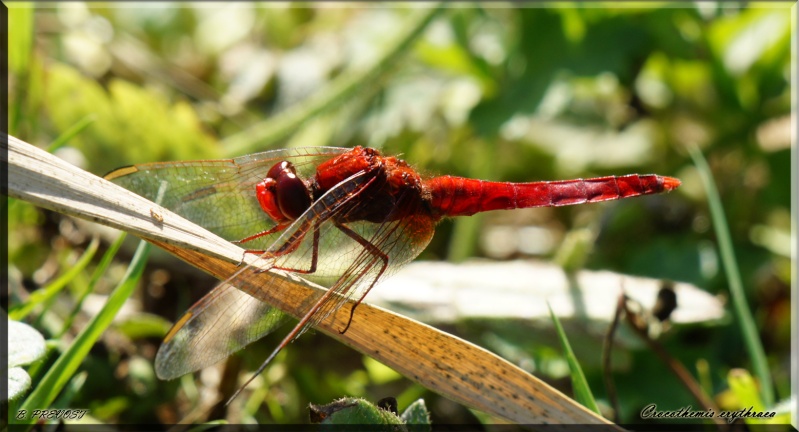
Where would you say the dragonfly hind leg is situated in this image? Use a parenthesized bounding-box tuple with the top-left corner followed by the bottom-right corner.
(334, 222, 389, 334)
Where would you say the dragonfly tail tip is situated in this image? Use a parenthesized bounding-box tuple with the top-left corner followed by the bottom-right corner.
(662, 176, 681, 191)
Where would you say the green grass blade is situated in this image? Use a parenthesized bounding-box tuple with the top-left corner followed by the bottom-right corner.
(13, 239, 150, 428)
(9, 236, 100, 320)
(221, 4, 444, 156)
(186, 420, 229, 432)
(548, 302, 601, 415)
(52, 371, 88, 409)
(47, 114, 97, 153)
(686, 143, 774, 407)
(57, 232, 127, 338)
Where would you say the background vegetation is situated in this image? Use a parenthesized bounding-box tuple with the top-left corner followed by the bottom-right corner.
(7, 2, 793, 426)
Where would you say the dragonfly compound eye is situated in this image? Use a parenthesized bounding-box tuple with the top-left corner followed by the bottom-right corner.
(257, 161, 311, 222)
(275, 171, 311, 220)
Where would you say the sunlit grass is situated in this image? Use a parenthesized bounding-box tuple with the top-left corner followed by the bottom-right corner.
(686, 143, 774, 408)
(14, 237, 149, 429)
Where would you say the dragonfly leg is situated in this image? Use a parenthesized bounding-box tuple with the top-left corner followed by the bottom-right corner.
(255, 220, 321, 275)
(245, 172, 378, 273)
(231, 222, 292, 265)
(234, 222, 290, 247)
(334, 222, 389, 334)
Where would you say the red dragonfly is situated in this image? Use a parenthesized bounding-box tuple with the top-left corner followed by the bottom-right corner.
(106, 146, 680, 400)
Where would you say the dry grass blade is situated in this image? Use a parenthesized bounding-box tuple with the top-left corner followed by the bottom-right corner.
(6, 135, 617, 425)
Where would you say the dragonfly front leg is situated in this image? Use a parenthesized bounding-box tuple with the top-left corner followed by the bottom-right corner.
(231, 224, 293, 267)
(232, 222, 292, 263)
(334, 222, 389, 334)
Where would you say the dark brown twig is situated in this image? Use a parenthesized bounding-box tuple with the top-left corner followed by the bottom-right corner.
(601, 292, 626, 422)
(620, 297, 729, 430)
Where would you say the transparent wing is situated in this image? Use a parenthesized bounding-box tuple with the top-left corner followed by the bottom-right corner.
(154, 280, 287, 379)
(105, 147, 348, 250)
(303, 214, 437, 335)
(154, 169, 437, 378)
(263, 179, 438, 338)
(106, 147, 346, 378)
(152, 169, 379, 378)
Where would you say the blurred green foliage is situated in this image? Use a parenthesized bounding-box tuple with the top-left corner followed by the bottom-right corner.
(45, 63, 220, 168)
(7, 2, 792, 427)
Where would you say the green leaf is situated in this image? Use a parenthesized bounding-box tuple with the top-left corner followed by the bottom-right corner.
(8, 320, 47, 368)
(8, 368, 33, 402)
(726, 369, 787, 425)
(727, 369, 763, 412)
(7, 320, 47, 401)
(400, 399, 431, 428)
(310, 397, 405, 426)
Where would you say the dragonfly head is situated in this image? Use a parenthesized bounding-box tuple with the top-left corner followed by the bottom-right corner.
(256, 161, 312, 222)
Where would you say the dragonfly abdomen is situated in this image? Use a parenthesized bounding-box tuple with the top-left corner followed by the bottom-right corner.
(426, 174, 680, 217)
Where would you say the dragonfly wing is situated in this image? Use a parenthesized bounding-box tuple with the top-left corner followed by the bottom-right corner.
(132, 150, 435, 379)
(306, 208, 437, 333)
(105, 147, 348, 250)
(156, 168, 386, 379)
(155, 279, 288, 379)
(257, 176, 438, 337)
